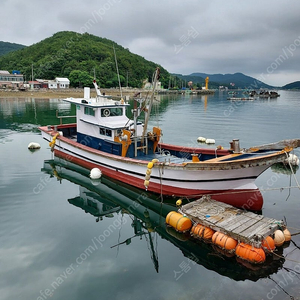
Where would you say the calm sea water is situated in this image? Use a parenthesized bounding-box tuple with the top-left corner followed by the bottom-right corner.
(1, 91, 300, 300)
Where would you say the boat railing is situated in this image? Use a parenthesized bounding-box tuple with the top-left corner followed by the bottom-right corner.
(56, 110, 76, 125)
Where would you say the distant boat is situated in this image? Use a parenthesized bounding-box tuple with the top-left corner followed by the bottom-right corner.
(269, 91, 280, 98)
(39, 68, 300, 210)
(259, 90, 280, 98)
(227, 97, 254, 101)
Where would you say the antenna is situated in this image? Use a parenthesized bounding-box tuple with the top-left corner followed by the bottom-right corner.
(113, 45, 123, 99)
(141, 67, 160, 145)
(92, 67, 102, 99)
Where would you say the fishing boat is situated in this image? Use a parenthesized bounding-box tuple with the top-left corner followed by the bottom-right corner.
(39, 68, 300, 210)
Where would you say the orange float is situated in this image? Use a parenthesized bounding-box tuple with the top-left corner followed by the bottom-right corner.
(212, 232, 238, 251)
(261, 236, 275, 252)
(236, 243, 266, 264)
(191, 223, 215, 240)
(165, 211, 192, 232)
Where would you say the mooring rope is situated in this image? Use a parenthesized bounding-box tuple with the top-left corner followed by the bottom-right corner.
(272, 251, 300, 264)
(287, 226, 300, 236)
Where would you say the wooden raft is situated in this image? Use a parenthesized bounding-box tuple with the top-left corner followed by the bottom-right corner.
(179, 196, 284, 248)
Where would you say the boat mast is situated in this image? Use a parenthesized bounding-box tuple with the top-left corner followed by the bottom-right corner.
(147, 231, 159, 273)
(113, 45, 123, 99)
(141, 67, 160, 145)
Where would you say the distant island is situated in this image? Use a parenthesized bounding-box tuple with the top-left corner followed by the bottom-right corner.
(281, 81, 300, 90)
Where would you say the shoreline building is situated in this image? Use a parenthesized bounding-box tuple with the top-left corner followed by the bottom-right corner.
(0, 70, 24, 89)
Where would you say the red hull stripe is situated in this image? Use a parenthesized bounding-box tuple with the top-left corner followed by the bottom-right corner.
(54, 149, 263, 210)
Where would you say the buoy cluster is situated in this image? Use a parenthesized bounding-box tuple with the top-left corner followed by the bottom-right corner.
(197, 137, 215, 144)
(144, 158, 159, 190)
(166, 211, 291, 265)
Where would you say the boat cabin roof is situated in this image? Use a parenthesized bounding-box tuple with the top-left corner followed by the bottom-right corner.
(64, 96, 134, 130)
(64, 96, 129, 108)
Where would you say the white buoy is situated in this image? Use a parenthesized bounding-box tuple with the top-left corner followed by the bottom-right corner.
(205, 139, 216, 144)
(28, 142, 41, 149)
(274, 230, 285, 247)
(90, 168, 102, 179)
(197, 137, 206, 143)
(284, 154, 299, 166)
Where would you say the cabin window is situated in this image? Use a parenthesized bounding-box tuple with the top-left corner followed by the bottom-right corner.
(101, 107, 123, 117)
(84, 107, 95, 116)
(99, 127, 112, 137)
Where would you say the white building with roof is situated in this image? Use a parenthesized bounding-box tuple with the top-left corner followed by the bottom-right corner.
(48, 77, 70, 89)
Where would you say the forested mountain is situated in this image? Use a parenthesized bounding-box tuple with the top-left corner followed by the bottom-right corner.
(174, 72, 275, 89)
(0, 41, 26, 56)
(0, 31, 169, 88)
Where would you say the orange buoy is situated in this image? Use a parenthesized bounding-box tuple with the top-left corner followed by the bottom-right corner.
(261, 236, 275, 252)
(191, 223, 215, 240)
(274, 230, 285, 247)
(236, 243, 266, 264)
(212, 232, 238, 251)
(283, 228, 291, 242)
(165, 211, 192, 232)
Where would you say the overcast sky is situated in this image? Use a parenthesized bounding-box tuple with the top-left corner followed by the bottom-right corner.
(1, 0, 300, 86)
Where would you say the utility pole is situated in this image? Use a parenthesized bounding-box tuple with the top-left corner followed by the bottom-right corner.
(31, 64, 34, 90)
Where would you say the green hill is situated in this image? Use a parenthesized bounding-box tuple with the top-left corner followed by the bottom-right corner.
(282, 81, 300, 90)
(0, 31, 169, 88)
(0, 41, 26, 57)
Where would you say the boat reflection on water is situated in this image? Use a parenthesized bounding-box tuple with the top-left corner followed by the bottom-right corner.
(271, 162, 299, 175)
(42, 158, 285, 281)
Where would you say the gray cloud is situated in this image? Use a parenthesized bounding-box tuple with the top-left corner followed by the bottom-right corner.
(1, 0, 300, 86)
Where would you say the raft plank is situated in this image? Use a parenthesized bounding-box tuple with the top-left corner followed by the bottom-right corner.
(242, 218, 279, 239)
(179, 196, 284, 247)
(225, 216, 263, 234)
(218, 214, 257, 231)
(214, 212, 245, 227)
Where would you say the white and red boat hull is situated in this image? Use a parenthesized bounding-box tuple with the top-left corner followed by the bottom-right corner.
(40, 125, 291, 210)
